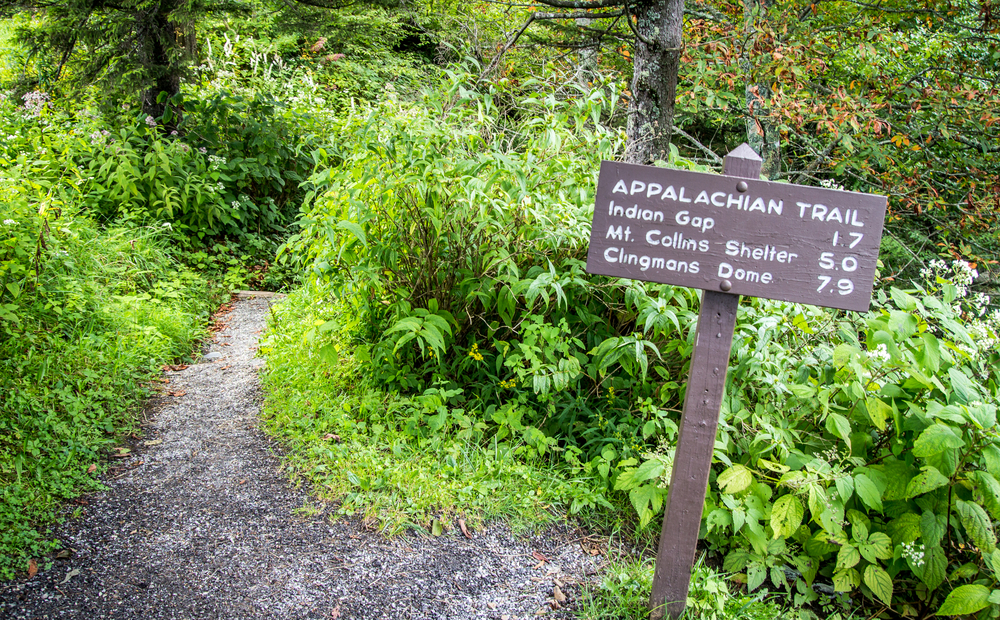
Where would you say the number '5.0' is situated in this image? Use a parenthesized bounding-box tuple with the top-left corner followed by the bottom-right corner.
(819, 252, 859, 272)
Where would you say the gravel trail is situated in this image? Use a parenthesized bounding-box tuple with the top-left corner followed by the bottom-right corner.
(0, 296, 601, 620)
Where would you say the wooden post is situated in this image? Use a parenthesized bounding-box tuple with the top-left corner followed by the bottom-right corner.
(648, 145, 762, 620)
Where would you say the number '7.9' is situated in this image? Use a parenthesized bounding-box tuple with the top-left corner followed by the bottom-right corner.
(817, 276, 855, 295)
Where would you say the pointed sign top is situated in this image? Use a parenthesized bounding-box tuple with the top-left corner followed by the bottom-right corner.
(723, 143, 763, 178)
(726, 142, 762, 161)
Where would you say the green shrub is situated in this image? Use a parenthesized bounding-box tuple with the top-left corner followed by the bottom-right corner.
(280, 65, 1000, 617)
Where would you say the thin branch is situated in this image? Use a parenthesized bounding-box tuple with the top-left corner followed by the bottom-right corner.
(791, 137, 843, 185)
(478, 12, 536, 80)
(672, 127, 722, 164)
(622, 1, 653, 46)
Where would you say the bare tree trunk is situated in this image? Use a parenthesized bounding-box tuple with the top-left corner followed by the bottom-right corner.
(573, 17, 598, 90)
(141, 1, 182, 122)
(742, 0, 780, 177)
(624, 0, 684, 165)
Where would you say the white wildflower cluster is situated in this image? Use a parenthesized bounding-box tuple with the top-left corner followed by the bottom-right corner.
(144, 115, 158, 127)
(964, 319, 999, 355)
(198, 147, 207, 154)
(21, 90, 49, 116)
(902, 542, 925, 567)
(208, 154, 226, 171)
(89, 129, 111, 145)
(2, 219, 16, 226)
(819, 179, 845, 191)
(867, 343, 890, 364)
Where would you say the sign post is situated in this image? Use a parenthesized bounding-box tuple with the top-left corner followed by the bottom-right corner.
(584, 144, 887, 619)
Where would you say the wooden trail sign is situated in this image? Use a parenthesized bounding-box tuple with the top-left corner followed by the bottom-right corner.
(586, 144, 886, 312)
(584, 144, 887, 619)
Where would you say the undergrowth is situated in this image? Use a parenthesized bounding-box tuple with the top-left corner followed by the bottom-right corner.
(0, 215, 215, 579)
(260, 281, 605, 535)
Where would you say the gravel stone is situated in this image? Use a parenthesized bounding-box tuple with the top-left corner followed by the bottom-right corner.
(0, 297, 601, 619)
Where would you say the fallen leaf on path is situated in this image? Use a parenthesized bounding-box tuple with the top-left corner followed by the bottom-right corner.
(168, 391, 186, 397)
(330, 604, 341, 619)
(431, 519, 444, 537)
(220, 365, 231, 370)
(55, 549, 71, 559)
(86, 464, 96, 474)
(238, 479, 247, 485)
(532, 551, 549, 563)
(59, 568, 80, 585)
(459, 518, 472, 539)
(553, 585, 566, 603)
(143, 440, 162, 446)
(487, 602, 497, 610)
(28, 559, 37, 578)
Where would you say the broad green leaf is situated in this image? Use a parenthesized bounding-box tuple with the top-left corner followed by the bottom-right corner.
(972, 471, 1000, 522)
(337, 220, 367, 247)
(913, 423, 965, 458)
(836, 544, 860, 570)
(948, 367, 979, 404)
(918, 332, 941, 374)
(890, 287, 918, 311)
(922, 510, 947, 548)
(984, 445, 1000, 478)
(771, 495, 804, 539)
(832, 568, 860, 592)
(833, 344, 860, 368)
(747, 562, 766, 592)
(886, 513, 922, 545)
(854, 474, 883, 512)
(956, 499, 997, 553)
(717, 464, 754, 494)
(936, 584, 991, 616)
(888, 310, 919, 340)
(632, 458, 667, 483)
(967, 403, 997, 430)
(864, 564, 893, 605)
(826, 413, 852, 446)
(865, 397, 892, 432)
(629, 483, 665, 527)
(860, 532, 893, 562)
(915, 545, 947, 590)
(723, 550, 751, 572)
(318, 344, 339, 366)
(835, 475, 855, 504)
(880, 459, 915, 501)
(906, 466, 950, 499)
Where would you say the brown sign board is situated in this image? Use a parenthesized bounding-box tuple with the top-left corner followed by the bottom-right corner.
(585, 159, 887, 312)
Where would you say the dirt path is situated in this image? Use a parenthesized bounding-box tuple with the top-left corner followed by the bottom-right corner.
(0, 297, 600, 620)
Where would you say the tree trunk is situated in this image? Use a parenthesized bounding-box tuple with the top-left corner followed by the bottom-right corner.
(624, 0, 684, 165)
(141, 1, 182, 121)
(742, 0, 781, 177)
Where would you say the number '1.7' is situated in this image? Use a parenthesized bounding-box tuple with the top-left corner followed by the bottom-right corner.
(833, 231, 864, 248)
(817, 276, 854, 295)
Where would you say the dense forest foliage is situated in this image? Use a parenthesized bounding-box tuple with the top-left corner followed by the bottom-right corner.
(2, 1, 1000, 618)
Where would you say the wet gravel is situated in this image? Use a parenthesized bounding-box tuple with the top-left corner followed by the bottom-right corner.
(0, 296, 602, 620)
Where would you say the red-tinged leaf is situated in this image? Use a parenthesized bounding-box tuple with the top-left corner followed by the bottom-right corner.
(86, 464, 96, 474)
(532, 551, 549, 563)
(459, 519, 472, 539)
(28, 559, 37, 578)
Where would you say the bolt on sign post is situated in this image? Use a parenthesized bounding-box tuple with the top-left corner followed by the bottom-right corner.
(584, 144, 887, 619)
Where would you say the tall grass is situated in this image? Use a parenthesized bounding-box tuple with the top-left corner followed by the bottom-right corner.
(0, 219, 216, 579)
